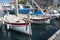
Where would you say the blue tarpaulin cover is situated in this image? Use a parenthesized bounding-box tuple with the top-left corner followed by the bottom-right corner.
(9, 8, 43, 15)
(18, 8, 30, 14)
(33, 10, 43, 15)
(9, 8, 30, 14)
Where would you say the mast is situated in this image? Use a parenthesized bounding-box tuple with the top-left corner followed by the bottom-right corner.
(14, 0, 18, 16)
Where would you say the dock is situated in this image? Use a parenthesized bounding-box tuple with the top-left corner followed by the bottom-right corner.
(48, 29, 60, 40)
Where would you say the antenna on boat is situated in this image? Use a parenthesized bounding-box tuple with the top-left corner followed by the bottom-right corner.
(14, 0, 18, 16)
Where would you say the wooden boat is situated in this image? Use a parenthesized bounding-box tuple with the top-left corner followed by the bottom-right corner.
(4, 0, 32, 35)
(4, 14, 32, 35)
(9, 4, 51, 24)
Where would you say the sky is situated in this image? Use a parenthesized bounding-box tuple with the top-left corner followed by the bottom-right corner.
(0, 0, 13, 3)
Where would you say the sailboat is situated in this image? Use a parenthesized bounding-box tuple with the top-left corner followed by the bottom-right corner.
(9, 3, 50, 24)
(4, 0, 32, 35)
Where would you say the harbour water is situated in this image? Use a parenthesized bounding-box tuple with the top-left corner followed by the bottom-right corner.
(0, 19, 60, 40)
(0, 0, 60, 40)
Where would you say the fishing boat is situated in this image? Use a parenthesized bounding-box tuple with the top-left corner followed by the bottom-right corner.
(3, 0, 32, 35)
(9, 3, 50, 24)
(19, 6, 50, 24)
(4, 14, 32, 35)
(44, 9, 60, 19)
(22, 10, 50, 24)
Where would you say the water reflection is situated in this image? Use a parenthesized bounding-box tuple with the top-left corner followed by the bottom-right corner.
(0, 19, 60, 40)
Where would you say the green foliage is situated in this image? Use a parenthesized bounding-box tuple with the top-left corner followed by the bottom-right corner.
(18, 0, 25, 4)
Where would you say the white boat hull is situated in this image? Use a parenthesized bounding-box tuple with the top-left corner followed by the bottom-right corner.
(9, 25, 32, 35)
(5, 23, 32, 35)
(31, 19, 50, 24)
(45, 14, 60, 19)
(4, 14, 32, 35)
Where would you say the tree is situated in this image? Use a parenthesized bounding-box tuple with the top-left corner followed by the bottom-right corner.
(18, 0, 26, 4)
